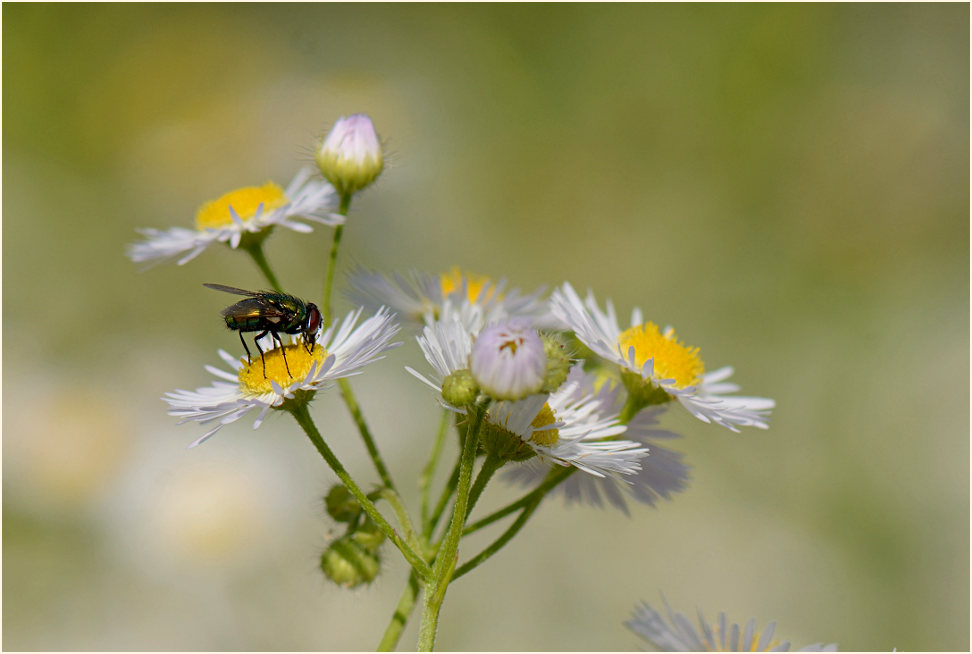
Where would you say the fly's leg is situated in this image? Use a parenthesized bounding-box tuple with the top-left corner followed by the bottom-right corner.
(238, 331, 253, 364)
(253, 331, 269, 378)
(272, 331, 293, 378)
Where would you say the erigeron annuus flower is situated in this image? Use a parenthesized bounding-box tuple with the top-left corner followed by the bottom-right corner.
(626, 596, 837, 651)
(315, 113, 384, 196)
(127, 168, 341, 268)
(345, 266, 548, 331)
(550, 282, 774, 432)
(504, 368, 690, 514)
(406, 319, 647, 477)
(469, 319, 546, 401)
(164, 307, 400, 448)
(484, 381, 647, 477)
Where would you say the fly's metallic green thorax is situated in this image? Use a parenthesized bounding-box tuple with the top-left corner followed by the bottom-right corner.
(204, 283, 324, 379)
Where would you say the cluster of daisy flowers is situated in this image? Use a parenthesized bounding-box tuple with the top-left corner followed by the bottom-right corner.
(128, 110, 799, 650)
(128, 104, 773, 512)
(351, 265, 775, 503)
(153, 264, 775, 506)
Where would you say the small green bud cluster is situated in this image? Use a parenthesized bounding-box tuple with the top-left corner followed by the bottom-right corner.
(320, 484, 387, 589)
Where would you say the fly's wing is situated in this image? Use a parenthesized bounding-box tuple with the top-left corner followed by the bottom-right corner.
(221, 297, 296, 324)
(220, 297, 270, 319)
(203, 283, 261, 297)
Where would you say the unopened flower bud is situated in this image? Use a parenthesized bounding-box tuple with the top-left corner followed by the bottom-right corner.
(315, 113, 384, 196)
(541, 333, 571, 392)
(469, 319, 546, 401)
(350, 519, 386, 552)
(324, 484, 362, 523)
(441, 369, 479, 407)
(320, 536, 381, 588)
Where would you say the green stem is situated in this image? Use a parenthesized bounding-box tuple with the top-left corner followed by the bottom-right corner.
(288, 402, 431, 580)
(618, 389, 647, 424)
(245, 242, 282, 292)
(420, 410, 452, 527)
(338, 378, 396, 491)
(462, 465, 573, 536)
(464, 452, 501, 522)
(322, 193, 351, 324)
(417, 403, 485, 651)
(453, 495, 541, 581)
(376, 487, 423, 557)
(424, 456, 461, 540)
(453, 465, 572, 581)
(377, 571, 421, 651)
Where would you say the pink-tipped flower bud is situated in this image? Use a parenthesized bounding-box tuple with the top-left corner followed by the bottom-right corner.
(469, 319, 546, 401)
(315, 113, 384, 196)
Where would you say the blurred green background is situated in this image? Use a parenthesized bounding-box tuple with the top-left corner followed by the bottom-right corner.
(3, 3, 968, 651)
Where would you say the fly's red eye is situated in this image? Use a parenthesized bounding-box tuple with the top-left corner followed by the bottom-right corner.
(306, 305, 322, 334)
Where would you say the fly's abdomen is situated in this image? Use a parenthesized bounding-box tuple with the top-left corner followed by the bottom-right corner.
(224, 314, 266, 331)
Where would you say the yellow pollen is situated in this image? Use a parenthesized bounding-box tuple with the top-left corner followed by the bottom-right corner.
(238, 344, 326, 395)
(499, 337, 523, 354)
(529, 403, 560, 447)
(439, 266, 500, 305)
(195, 182, 288, 230)
(617, 322, 704, 389)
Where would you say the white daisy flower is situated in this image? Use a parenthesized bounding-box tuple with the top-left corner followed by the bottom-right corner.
(164, 307, 400, 448)
(504, 368, 690, 514)
(469, 319, 547, 401)
(550, 282, 775, 432)
(407, 320, 646, 477)
(315, 113, 384, 196)
(127, 168, 341, 268)
(626, 596, 837, 651)
(483, 378, 647, 478)
(346, 266, 548, 331)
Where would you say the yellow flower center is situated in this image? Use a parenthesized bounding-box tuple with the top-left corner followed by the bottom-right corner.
(195, 182, 288, 230)
(482, 401, 560, 461)
(529, 403, 560, 447)
(237, 343, 326, 395)
(439, 266, 500, 304)
(617, 323, 704, 389)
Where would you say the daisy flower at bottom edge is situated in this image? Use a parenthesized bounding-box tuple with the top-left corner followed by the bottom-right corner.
(625, 595, 837, 652)
(164, 307, 400, 448)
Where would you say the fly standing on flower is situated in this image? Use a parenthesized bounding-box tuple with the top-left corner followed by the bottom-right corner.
(204, 283, 323, 379)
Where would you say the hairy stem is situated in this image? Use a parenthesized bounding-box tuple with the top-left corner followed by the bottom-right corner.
(417, 403, 485, 651)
